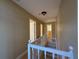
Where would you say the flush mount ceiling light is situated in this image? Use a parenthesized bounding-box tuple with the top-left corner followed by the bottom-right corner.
(41, 11, 47, 16)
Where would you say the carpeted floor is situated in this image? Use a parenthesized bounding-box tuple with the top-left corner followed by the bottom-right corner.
(21, 52, 58, 59)
(21, 53, 28, 59)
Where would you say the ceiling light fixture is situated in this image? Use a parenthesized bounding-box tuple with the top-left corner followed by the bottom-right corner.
(41, 11, 47, 16)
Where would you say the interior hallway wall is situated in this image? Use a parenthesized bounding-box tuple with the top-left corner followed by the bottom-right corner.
(0, 0, 43, 59)
(57, 0, 77, 59)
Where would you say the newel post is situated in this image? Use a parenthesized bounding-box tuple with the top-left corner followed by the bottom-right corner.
(69, 46, 74, 59)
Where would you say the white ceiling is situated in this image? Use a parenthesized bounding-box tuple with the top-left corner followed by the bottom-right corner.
(12, 0, 61, 22)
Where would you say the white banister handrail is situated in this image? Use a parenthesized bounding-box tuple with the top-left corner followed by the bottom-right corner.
(28, 43, 73, 59)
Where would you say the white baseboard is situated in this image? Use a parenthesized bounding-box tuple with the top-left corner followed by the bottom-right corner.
(16, 50, 27, 59)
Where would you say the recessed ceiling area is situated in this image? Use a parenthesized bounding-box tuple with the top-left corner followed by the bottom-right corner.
(12, 0, 61, 22)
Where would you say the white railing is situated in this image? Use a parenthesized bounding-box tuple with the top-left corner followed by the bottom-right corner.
(28, 43, 73, 59)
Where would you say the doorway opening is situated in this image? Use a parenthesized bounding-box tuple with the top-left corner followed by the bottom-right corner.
(29, 19, 36, 42)
(40, 24, 43, 37)
(47, 24, 52, 39)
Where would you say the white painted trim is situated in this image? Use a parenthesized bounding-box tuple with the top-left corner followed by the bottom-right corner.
(16, 50, 27, 59)
(28, 43, 74, 59)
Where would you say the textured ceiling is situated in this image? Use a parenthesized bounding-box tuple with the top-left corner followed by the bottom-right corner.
(12, 0, 61, 22)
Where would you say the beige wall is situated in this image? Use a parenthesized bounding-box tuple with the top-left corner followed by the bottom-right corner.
(57, 0, 77, 59)
(0, 0, 44, 59)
